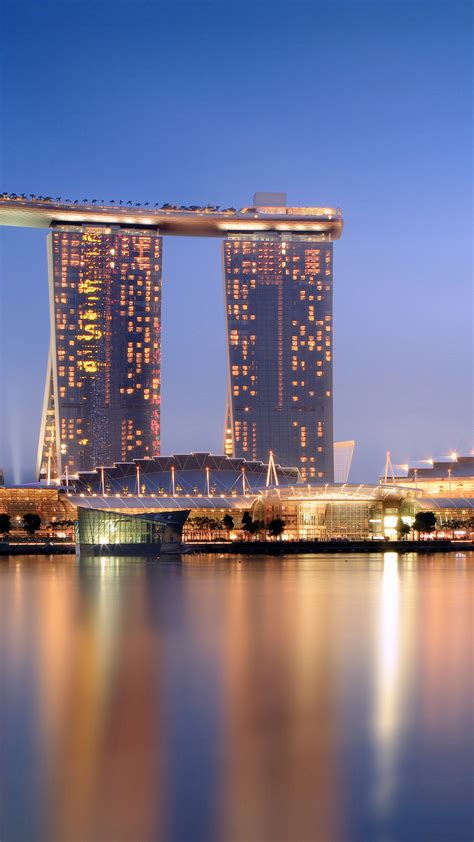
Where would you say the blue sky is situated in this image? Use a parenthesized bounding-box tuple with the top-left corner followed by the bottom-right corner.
(0, 0, 472, 483)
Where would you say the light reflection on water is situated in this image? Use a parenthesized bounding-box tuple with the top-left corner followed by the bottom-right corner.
(0, 552, 472, 841)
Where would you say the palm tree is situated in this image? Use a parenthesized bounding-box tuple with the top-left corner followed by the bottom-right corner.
(397, 520, 412, 540)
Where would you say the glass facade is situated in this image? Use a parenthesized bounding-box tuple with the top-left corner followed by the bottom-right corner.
(76, 508, 167, 547)
(38, 225, 162, 478)
(224, 234, 334, 480)
(258, 492, 417, 540)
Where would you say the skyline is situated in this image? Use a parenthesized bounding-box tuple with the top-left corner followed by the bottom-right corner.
(4, 193, 343, 480)
(0, 0, 472, 483)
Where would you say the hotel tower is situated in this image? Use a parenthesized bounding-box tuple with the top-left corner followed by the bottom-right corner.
(223, 193, 335, 482)
(37, 226, 162, 478)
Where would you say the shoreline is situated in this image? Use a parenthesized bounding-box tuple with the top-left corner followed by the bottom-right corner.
(184, 540, 474, 555)
(1, 540, 473, 557)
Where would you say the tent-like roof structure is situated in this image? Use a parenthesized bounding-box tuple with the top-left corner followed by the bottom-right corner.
(416, 497, 474, 510)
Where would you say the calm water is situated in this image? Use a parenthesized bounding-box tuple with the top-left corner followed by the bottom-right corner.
(0, 552, 472, 842)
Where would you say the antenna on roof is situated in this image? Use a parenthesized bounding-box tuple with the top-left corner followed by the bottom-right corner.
(266, 451, 279, 487)
(383, 451, 395, 485)
(241, 467, 248, 495)
(170, 465, 176, 496)
(136, 464, 140, 495)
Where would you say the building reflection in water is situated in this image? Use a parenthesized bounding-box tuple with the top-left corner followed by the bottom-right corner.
(217, 561, 342, 841)
(373, 552, 405, 816)
(0, 553, 472, 842)
(41, 559, 162, 842)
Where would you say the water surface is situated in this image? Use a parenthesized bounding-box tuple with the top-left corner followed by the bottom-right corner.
(0, 552, 472, 841)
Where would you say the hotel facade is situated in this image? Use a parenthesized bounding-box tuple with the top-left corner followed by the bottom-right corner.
(38, 226, 162, 478)
(223, 229, 334, 480)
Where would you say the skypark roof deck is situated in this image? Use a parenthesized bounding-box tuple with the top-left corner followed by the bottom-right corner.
(0, 194, 343, 238)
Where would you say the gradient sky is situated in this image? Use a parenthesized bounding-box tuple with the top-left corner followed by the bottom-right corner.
(0, 0, 472, 484)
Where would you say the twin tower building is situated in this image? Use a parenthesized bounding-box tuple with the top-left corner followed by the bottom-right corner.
(33, 193, 343, 483)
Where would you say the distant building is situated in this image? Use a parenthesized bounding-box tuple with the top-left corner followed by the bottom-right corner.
(223, 193, 340, 482)
(391, 455, 474, 497)
(333, 440, 355, 483)
(37, 226, 162, 479)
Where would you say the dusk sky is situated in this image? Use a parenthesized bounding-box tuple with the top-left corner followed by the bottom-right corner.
(0, 0, 471, 483)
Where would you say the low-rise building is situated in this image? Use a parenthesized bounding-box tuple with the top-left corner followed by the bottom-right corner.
(391, 455, 474, 497)
(1, 452, 473, 546)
